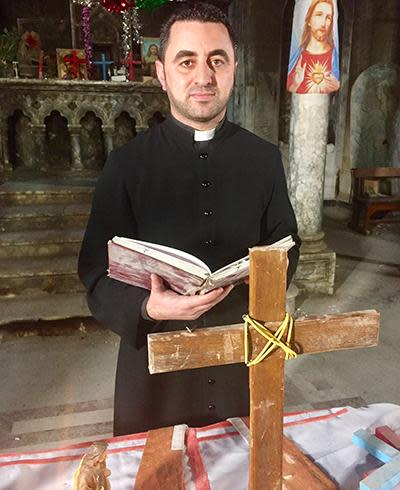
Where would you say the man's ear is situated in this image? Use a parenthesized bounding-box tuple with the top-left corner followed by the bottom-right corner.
(155, 60, 167, 91)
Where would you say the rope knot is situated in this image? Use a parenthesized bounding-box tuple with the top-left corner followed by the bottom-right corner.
(243, 313, 297, 366)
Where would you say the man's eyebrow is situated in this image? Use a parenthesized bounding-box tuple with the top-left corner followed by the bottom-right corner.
(172, 49, 231, 63)
(208, 49, 230, 61)
(173, 50, 196, 62)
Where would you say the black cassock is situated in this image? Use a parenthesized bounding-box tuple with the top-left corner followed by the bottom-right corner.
(78, 116, 300, 436)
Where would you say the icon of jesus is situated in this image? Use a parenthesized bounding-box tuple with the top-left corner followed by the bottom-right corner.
(287, 0, 340, 94)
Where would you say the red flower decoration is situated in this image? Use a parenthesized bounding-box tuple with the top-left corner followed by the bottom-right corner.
(100, 0, 136, 13)
(25, 33, 39, 48)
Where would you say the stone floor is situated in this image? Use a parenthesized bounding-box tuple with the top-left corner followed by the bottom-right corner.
(0, 205, 399, 454)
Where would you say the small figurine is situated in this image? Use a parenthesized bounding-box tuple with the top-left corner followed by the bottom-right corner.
(12, 61, 19, 78)
(73, 441, 111, 490)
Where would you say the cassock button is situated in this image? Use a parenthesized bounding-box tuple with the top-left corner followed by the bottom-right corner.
(201, 181, 212, 188)
(208, 403, 216, 410)
(204, 239, 214, 246)
(208, 378, 215, 385)
(199, 153, 208, 159)
(204, 210, 213, 216)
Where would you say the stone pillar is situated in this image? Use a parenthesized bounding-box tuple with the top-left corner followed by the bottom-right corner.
(0, 121, 10, 182)
(103, 126, 114, 155)
(288, 94, 336, 295)
(32, 124, 48, 172)
(68, 125, 83, 170)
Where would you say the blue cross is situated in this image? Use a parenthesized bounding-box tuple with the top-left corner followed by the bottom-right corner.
(353, 428, 400, 489)
(93, 53, 114, 81)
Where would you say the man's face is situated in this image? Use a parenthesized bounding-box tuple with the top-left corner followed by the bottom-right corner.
(156, 21, 236, 127)
(309, 2, 333, 43)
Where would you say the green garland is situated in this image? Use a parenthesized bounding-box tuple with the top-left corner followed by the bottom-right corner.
(136, 0, 170, 9)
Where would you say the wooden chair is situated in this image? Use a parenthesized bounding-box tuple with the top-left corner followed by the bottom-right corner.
(349, 167, 400, 234)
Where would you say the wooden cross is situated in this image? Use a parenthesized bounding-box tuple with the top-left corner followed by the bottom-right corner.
(63, 50, 87, 79)
(93, 53, 114, 81)
(121, 50, 142, 81)
(147, 247, 380, 489)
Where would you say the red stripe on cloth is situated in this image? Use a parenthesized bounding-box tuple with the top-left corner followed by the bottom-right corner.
(284, 408, 348, 428)
(197, 431, 240, 443)
(195, 421, 232, 432)
(186, 428, 211, 490)
(0, 445, 145, 467)
(0, 432, 148, 459)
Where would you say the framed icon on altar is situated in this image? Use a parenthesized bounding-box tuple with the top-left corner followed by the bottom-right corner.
(141, 37, 160, 78)
(56, 48, 88, 80)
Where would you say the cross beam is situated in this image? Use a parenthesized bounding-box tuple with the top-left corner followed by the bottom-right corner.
(147, 247, 380, 489)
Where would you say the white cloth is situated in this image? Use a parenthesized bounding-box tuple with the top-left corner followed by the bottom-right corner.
(1, 404, 400, 489)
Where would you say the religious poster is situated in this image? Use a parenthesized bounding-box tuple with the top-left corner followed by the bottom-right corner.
(141, 37, 160, 78)
(56, 48, 88, 80)
(287, 0, 340, 94)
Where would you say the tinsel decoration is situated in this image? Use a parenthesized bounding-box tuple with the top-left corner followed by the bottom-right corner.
(136, 0, 170, 8)
(82, 5, 93, 78)
(100, 0, 136, 13)
(121, 8, 142, 58)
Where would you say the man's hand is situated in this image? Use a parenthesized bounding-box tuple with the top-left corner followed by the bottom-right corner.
(146, 274, 234, 321)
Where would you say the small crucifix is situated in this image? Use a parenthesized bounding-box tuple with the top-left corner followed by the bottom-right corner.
(93, 53, 114, 81)
(147, 246, 380, 489)
(121, 50, 142, 81)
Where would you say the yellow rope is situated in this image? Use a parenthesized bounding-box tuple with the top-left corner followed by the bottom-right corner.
(243, 313, 297, 366)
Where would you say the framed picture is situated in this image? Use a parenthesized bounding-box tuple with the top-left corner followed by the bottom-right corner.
(56, 48, 88, 80)
(141, 37, 160, 78)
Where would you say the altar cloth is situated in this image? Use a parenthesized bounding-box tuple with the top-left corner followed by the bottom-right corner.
(1, 403, 400, 490)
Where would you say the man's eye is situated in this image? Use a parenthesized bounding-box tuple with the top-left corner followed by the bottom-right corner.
(211, 58, 224, 67)
(180, 60, 193, 68)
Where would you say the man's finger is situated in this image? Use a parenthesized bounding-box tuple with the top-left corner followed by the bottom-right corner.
(150, 274, 166, 292)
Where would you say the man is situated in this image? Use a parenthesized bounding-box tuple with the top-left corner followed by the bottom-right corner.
(79, 2, 300, 436)
(287, 0, 340, 94)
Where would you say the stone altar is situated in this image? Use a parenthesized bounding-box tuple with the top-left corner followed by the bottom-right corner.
(0, 78, 169, 182)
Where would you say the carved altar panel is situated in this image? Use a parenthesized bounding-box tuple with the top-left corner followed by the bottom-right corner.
(0, 79, 169, 181)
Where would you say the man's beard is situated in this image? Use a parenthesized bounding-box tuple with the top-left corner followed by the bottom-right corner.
(314, 29, 327, 42)
(167, 88, 232, 123)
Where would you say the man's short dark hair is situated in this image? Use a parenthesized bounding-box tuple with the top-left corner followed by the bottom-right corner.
(159, 2, 237, 62)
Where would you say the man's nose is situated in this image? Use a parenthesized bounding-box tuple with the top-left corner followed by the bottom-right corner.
(194, 61, 215, 85)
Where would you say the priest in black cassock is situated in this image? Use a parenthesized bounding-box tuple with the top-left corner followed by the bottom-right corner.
(78, 2, 301, 436)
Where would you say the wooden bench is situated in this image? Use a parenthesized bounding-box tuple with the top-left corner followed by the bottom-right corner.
(349, 167, 400, 234)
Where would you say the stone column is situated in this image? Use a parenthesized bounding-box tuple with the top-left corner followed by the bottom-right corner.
(0, 120, 12, 182)
(32, 124, 48, 172)
(68, 125, 83, 171)
(103, 126, 114, 155)
(288, 94, 336, 295)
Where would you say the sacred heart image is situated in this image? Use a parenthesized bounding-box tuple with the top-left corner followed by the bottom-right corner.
(287, 0, 340, 94)
(56, 48, 88, 81)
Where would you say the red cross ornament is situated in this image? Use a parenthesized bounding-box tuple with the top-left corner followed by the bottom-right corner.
(122, 50, 142, 81)
(63, 50, 87, 79)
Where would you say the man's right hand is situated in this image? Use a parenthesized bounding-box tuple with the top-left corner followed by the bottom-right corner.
(146, 274, 234, 321)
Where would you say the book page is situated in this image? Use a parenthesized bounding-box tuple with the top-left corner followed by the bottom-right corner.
(112, 237, 211, 275)
(108, 242, 206, 295)
(200, 235, 295, 293)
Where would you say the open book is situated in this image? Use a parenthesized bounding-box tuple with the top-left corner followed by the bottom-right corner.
(107, 235, 295, 296)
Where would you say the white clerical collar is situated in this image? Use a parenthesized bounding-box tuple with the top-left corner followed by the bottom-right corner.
(194, 127, 216, 142)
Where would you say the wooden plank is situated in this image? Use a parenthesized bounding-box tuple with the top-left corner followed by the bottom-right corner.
(241, 417, 337, 489)
(134, 426, 185, 490)
(352, 429, 398, 463)
(282, 437, 337, 489)
(375, 426, 400, 451)
(148, 310, 380, 374)
(360, 454, 400, 490)
(248, 248, 287, 490)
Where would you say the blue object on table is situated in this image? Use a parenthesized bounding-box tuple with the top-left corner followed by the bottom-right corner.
(93, 53, 113, 81)
(352, 428, 400, 490)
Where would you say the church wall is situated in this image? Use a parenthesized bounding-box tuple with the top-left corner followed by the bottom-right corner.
(338, 0, 400, 200)
(229, 0, 285, 144)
